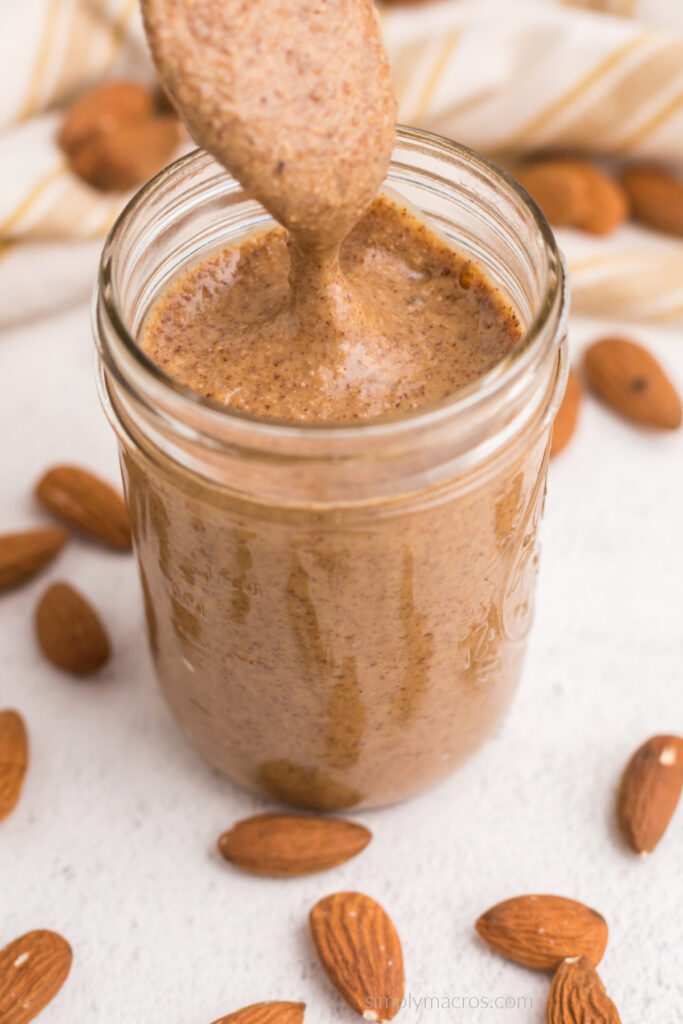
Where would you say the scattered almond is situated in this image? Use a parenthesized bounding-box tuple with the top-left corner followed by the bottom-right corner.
(36, 582, 110, 676)
(0, 930, 72, 1024)
(309, 891, 404, 1022)
(36, 465, 132, 551)
(546, 956, 622, 1024)
(476, 894, 607, 971)
(211, 1002, 306, 1024)
(0, 711, 29, 821)
(583, 336, 682, 430)
(69, 116, 180, 192)
(622, 165, 683, 237)
(218, 813, 372, 877)
(617, 734, 683, 855)
(0, 527, 68, 592)
(551, 368, 582, 457)
(58, 80, 154, 157)
(517, 160, 627, 236)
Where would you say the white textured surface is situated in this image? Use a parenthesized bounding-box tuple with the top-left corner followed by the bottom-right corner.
(1, 296, 682, 1024)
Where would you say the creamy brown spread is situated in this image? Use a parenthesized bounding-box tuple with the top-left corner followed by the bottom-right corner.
(127, 0, 548, 809)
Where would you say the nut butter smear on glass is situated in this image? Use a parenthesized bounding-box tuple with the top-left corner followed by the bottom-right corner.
(140, 0, 521, 419)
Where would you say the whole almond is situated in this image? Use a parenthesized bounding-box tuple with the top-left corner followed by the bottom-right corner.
(211, 1002, 305, 1024)
(36, 582, 110, 676)
(36, 465, 131, 551)
(517, 160, 627, 235)
(517, 160, 592, 229)
(617, 734, 683, 855)
(583, 336, 682, 430)
(546, 956, 622, 1024)
(551, 368, 582, 457)
(70, 116, 179, 192)
(0, 930, 72, 1024)
(309, 891, 404, 1022)
(476, 895, 607, 970)
(622, 165, 683, 237)
(218, 813, 372, 877)
(58, 80, 154, 156)
(0, 527, 68, 592)
(0, 710, 29, 821)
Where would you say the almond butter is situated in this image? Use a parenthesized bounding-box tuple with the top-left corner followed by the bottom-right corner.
(309, 891, 404, 1022)
(622, 165, 683, 237)
(58, 80, 154, 156)
(583, 336, 682, 430)
(0, 930, 72, 1024)
(69, 115, 179, 192)
(476, 895, 608, 971)
(211, 1002, 306, 1024)
(0, 527, 68, 592)
(36, 582, 110, 676)
(546, 956, 622, 1024)
(517, 160, 627, 236)
(218, 813, 371, 877)
(0, 711, 29, 821)
(551, 368, 582, 457)
(617, 734, 683, 855)
(36, 465, 132, 551)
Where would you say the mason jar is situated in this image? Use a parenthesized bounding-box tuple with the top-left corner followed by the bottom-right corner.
(93, 127, 568, 810)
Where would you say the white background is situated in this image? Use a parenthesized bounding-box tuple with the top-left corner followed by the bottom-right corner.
(1, 293, 682, 1023)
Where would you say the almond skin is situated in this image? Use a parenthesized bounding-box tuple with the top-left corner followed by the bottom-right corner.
(309, 891, 404, 1022)
(617, 734, 683, 854)
(36, 465, 131, 551)
(583, 336, 682, 430)
(546, 956, 622, 1024)
(476, 895, 608, 970)
(0, 710, 29, 821)
(622, 165, 683, 237)
(70, 116, 179, 192)
(36, 582, 110, 676)
(0, 527, 68, 592)
(218, 813, 372, 877)
(211, 1002, 305, 1024)
(58, 80, 154, 155)
(551, 368, 582, 457)
(517, 160, 627, 235)
(0, 930, 72, 1024)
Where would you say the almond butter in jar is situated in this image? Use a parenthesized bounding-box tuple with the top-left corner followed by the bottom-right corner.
(94, 132, 567, 809)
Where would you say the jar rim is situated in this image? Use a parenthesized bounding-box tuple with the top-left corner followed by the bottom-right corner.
(96, 125, 566, 448)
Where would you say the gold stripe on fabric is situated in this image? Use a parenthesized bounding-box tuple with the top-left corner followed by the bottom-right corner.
(19, 0, 66, 119)
(616, 87, 683, 150)
(412, 31, 462, 124)
(51, 0, 99, 109)
(0, 163, 69, 239)
(503, 32, 654, 149)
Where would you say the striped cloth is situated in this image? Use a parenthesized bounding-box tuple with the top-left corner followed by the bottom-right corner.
(1, 0, 683, 326)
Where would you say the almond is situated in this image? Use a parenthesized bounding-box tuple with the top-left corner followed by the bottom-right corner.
(211, 1002, 306, 1024)
(551, 367, 582, 457)
(0, 711, 29, 821)
(0, 930, 72, 1024)
(0, 527, 68, 592)
(476, 895, 607, 971)
(58, 80, 154, 156)
(218, 813, 372, 877)
(309, 891, 404, 1022)
(583, 336, 682, 430)
(617, 734, 683, 855)
(69, 115, 179, 192)
(36, 465, 131, 551)
(517, 159, 627, 235)
(546, 956, 622, 1024)
(36, 582, 110, 676)
(622, 165, 683, 237)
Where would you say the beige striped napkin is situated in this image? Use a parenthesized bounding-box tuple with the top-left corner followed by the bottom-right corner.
(1, 0, 683, 327)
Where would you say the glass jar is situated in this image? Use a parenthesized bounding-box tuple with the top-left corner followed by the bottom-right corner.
(94, 127, 567, 810)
